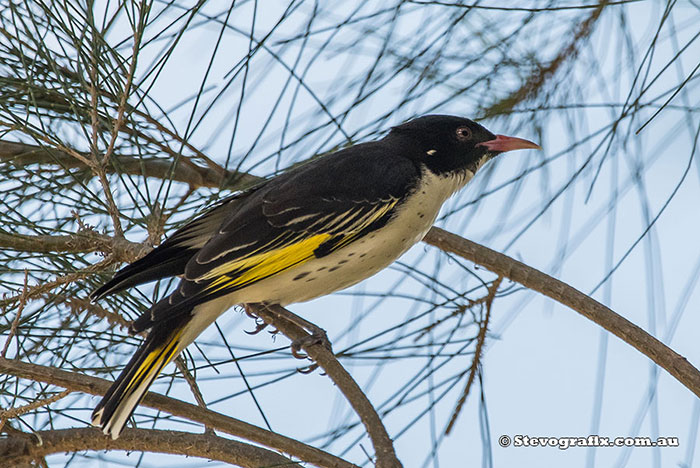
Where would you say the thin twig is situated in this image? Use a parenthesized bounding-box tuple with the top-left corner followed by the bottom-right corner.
(86, 8, 123, 237)
(0, 267, 105, 310)
(56, 294, 132, 330)
(174, 356, 215, 435)
(414, 297, 483, 342)
(481, 0, 608, 119)
(0, 389, 71, 434)
(445, 276, 502, 435)
(99, 12, 142, 168)
(1, 270, 29, 359)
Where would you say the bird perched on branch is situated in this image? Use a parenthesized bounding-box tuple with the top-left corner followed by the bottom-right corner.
(90, 114, 540, 438)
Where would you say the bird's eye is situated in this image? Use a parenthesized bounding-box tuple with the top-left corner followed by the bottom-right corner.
(456, 127, 472, 141)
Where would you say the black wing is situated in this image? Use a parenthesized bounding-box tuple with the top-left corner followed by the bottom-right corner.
(89, 186, 265, 301)
(132, 139, 419, 331)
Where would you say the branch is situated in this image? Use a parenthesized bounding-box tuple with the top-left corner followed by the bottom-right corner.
(248, 304, 402, 468)
(0, 140, 262, 190)
(0, 358, 358, 468)
(0, 428, 298, 467)
(0, 228, 148, 260)
(423, 226, 700, 399)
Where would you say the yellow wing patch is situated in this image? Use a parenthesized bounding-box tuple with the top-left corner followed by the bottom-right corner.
(197, 199, 399, 295)
(204, 233, 332, 293)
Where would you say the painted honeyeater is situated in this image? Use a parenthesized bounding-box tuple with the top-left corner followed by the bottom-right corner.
(90, 114, 540, 438)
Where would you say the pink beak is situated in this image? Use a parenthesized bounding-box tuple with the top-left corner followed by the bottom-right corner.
(477, 134, 541, 153)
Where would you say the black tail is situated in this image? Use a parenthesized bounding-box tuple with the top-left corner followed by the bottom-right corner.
(92, 316, 189, 439)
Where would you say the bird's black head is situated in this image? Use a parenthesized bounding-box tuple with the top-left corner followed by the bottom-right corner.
(390, 114, 540, 177)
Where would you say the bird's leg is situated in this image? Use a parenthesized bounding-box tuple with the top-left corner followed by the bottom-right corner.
(245, 303, 333, 361)
(244, 303, 333, 373)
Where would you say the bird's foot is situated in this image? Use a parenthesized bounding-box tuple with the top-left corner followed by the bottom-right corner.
(288, 317, 332, 374)
(291, 327, 333, 374)
(243, 304, 277, 336)
(290, 325, 332, 358)
(253, 303, 334, 373)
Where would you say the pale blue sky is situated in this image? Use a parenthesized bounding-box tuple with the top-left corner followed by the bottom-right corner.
(20, 1, 700, 467)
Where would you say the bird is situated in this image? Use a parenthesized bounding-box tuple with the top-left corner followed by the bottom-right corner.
(90, 114, 540, 439)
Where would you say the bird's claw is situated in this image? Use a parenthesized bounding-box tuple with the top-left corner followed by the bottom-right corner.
(290, 340, 308, 359)
(244, 318, 268, 335)
(297, 362, 320, 374)
(290, 327, 333, 374)
(243, 304, 258, 319)
(291, 327, 332, 354)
